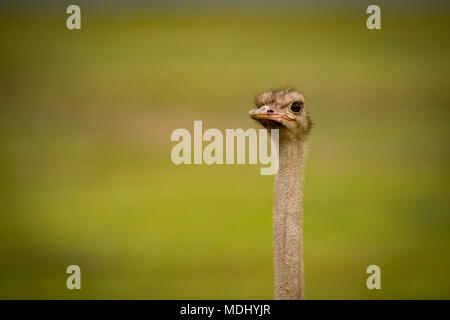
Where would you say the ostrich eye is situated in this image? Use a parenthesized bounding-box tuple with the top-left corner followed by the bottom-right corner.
(290, 101, 303, 113)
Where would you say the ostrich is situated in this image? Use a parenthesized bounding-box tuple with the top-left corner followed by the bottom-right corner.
(249, 88, 313, 300)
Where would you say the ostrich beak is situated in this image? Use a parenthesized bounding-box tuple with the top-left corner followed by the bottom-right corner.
(249, 106, 295, 123)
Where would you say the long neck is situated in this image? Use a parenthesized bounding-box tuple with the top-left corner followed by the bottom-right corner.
(273, 137, 304, 299)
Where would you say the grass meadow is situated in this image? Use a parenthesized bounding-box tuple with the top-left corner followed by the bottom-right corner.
(0, 3, 449, 298)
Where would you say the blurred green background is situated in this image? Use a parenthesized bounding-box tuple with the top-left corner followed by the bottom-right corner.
(0, 1, 449, 299)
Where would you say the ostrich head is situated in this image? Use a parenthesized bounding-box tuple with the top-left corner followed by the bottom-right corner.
(249, 88, 313, 140)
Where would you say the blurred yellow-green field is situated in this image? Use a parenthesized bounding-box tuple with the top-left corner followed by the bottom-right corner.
(0, 2, 449, 299)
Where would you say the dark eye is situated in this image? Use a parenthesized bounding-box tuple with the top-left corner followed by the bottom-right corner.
(290, 101, 303, 113)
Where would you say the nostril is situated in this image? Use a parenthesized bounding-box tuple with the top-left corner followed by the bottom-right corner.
(267, 109, 274, 113)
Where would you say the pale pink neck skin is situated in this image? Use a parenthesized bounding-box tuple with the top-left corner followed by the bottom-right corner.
(273, 135, 304, 300)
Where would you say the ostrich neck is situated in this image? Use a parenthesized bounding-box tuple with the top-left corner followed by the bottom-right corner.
(273, 137, 304, 300)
